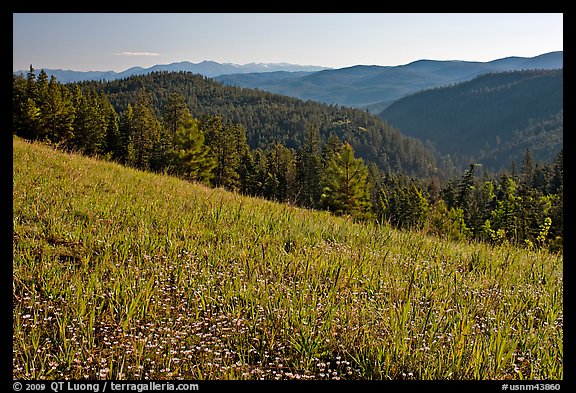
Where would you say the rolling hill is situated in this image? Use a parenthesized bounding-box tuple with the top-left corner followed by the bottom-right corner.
(13, 136, 563, 380)
(216, 51, 563, 110)
(81, 71, 440, 178)
(378, 69, 563, 170)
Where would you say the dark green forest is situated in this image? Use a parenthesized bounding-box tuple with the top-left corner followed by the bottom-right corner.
(379, 69, 563, 171)
(75, 70, 441, 179)
(13, 67, 562, 252)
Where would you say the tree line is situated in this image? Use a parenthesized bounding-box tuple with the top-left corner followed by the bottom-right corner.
(13, 67, 562, 252)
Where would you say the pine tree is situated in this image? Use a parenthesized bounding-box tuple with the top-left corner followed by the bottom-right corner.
(163, 92, 189, 137)
(366, 162, 384, 216)
(264, 143, 297, 202)
(100, 93, 121, 159)
(490, 174, 522, 243)
(321, 141, 372, 219)
(170, 114, 215, 183)
(378, 174, 428, 229)
(22, 99, 41, 140)
(72, 86, 107, 156)
(34, 70, 50, 141)
(155, 92, 190, 170)
(251, 149, 269, 197)
(202, 115, 232, 188)
(521, 148, 536, 186)
(201, 116, 249, 190)
(296, 127, 323, 208)
(131, 89, 162, 170)
(237, 150, 257, 195)
(118, 103, 136, 166)
(456, 164, 476, 208)
(547, 149, 563, 195)
(322, 133, 343, 166)
(26, 65, 37, 102)
(12, 74, 39, 140)
(42, 77, 76, 146)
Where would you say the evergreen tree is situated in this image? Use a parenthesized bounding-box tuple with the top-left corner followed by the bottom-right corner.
(296, 127, 323, 208)
(321, 142, 372, 219)
(378, 174, 428, 229)
(469, 180, 497, 239)
(163, 93, 189, 137)
(426, 200, 472, 241)
(546, 187, 563, 252)
(131, 89, 162, 170)
(26, 65, 37, 102)
(264, 143, 297, 202)
(100, 93, 121, 159)
(12, 74, 39, 140)
(170, 114, 215, 183)
(366, 162, 384, 216)
(237, 149, 257, 195)
(251, 149, 269, 197)
(34, 70, 51, 141)
(490, 174, 522, 243)
(72, 86, 107, 155)
(118, 103, 136, 166)
(42, 76, 76, 146)
(548, 149, 563, 195)
(201, 116, 249, 190)
(456, 164, 477, 208)
(322, 133, 343, 166)
(425, 176, 442, 204)
(521, 148, 536, 186)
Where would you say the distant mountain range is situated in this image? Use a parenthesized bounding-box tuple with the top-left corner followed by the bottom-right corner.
(216, 51, 563, 110)
(15, 52, 562, 112)
(13, 61, 331, 83)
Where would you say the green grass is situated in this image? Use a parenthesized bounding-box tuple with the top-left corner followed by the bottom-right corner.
(13, 137, 563, 380)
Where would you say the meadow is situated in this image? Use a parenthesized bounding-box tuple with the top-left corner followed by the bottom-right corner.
(13, 137, 563, 380)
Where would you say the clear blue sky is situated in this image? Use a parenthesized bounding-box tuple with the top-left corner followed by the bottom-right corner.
(13, 13, 563, 72)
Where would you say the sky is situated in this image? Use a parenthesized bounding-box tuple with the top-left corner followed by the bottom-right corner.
(13, 13, 563, 72)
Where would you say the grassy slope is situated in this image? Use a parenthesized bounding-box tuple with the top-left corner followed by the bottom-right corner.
(13, 137, 563, 380)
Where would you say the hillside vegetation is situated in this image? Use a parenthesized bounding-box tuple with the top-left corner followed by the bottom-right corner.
(13, 137, 563, 380)
(379, 69, 563, 170)
(79, 71, 439, 177)
(14, 69, 563, 251)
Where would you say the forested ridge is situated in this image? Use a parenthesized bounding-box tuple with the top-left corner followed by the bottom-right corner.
(380, 69, 563, 171)
(76, 70, 440, 178)
(12, 67, 562, 252)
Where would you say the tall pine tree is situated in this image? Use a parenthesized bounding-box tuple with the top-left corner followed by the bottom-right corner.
(131, 89, 162, 170)
(296, 127, 323, 208)
(201, 116, 249, 190)
(321, 141, 372, 219)
(170, 112, 215, 183)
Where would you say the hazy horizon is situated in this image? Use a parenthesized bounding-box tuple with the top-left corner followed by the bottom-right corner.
(13, 13, 563, 72)
(13, 50, 564, 74)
